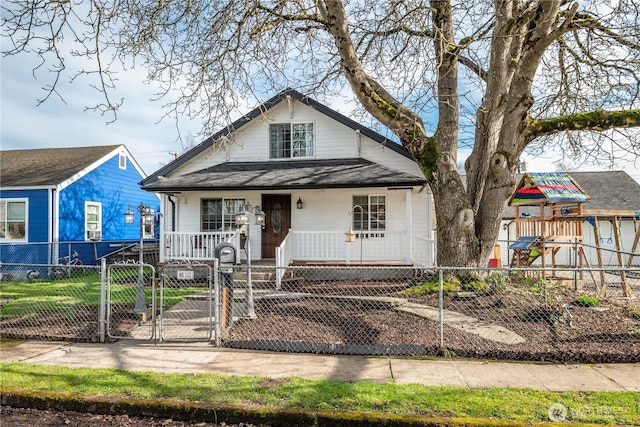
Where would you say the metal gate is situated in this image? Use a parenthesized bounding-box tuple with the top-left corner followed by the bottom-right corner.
(158, 262, 218, 342)
(106, 262, 157, 340)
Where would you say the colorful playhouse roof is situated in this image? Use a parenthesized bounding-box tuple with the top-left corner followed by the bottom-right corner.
(509, 172, 590, 206)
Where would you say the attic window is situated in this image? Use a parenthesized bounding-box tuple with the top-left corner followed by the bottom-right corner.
(119, 153, 126, 170)
(269, 123, 314, 159)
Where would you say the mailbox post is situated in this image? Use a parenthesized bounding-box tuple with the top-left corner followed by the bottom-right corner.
(215, 242, 236, 328)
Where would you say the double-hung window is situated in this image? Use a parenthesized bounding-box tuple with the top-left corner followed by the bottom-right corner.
(85, 202, 102, 240)
(0, 199, 27, 241)
(201, 198, 245, 231)
(352, 195, 386, 238)
(269, 123, 314, 159)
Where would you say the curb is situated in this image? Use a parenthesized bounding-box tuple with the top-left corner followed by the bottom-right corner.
(1, 388, 602, 427)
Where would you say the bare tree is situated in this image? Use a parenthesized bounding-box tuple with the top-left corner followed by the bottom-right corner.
(3, 0, 639, 266)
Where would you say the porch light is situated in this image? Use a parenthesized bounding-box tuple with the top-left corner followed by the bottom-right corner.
(142, 207, 155, 225)
(296, 197, 303, 209)
(124, 205, 135, 224)
(235, 211, 250, 225)
(255, 208, 266, 228)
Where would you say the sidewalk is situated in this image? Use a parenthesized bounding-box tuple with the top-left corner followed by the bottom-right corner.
(2, 340, 639, 392)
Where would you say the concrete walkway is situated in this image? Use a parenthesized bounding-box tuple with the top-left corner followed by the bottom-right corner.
(2, 340, 638, 392)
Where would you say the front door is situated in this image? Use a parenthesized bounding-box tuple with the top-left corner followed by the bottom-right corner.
(261, 194, 291, 258)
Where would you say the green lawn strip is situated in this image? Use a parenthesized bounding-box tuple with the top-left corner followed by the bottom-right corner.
(0, 278, 203, 316)
(1, 362, 638, 425)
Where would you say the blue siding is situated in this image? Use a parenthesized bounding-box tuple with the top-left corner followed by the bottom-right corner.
(1, 151, 159, 267)
(59, 154, 159, 243)
(0, 188, 50, 243)
(0, 189, 51, 264)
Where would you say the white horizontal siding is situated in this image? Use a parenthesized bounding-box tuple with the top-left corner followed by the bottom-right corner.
(167, 99, 425, 180)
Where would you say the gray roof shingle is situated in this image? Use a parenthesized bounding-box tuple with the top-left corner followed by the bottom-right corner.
(1, 145, 120, 187)
(141, 158, 426, 192)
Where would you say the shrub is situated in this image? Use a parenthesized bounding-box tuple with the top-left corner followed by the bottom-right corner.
(574, 295, 599, 307)
(484, 272, 510, 292)
(400, 279, 457, 295)
(461, 280, 485, 292)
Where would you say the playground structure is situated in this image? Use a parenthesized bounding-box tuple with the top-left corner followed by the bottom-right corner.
(508, 172, 638, 298)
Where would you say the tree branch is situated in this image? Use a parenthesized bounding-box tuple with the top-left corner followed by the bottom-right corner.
(527, 109, 640, 140)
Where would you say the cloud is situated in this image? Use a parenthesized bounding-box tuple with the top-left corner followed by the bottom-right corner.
(0, 49, 193, 175)
(2, 48, 639, 185)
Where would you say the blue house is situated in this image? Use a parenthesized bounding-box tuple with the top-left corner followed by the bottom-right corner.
(0, 145, 159, 277)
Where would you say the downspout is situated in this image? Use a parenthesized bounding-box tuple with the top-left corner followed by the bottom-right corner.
(48, 189, 54, 264)
(52, 188, 60, 264)
(164, 194, 177, 264)
(168, 195, 177, 231)
(355, 129, 361, 157)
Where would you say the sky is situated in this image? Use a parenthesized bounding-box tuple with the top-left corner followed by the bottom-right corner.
(1, 45, 639, 184)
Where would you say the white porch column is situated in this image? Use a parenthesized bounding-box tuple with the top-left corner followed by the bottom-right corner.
(405, 188, 412, 263)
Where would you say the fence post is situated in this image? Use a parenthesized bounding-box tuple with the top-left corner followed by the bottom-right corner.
(438, 268, 444, 350)
(99, 258, 107, 342)
(214, 258, 221, 347)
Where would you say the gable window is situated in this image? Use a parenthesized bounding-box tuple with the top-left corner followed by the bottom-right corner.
(352, 195, 386, 238)
(201, 198, 245, 231)
(0, 199, 27, 241)
(269, 123, 314, 159)
(85, 202, 102, 240)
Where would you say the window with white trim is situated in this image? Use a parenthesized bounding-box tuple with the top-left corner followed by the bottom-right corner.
(269, 123, 314, 159)
(0, 199, 27, 241)
(352, 195, 386, 238)
(201, 198, 245, 231)
(85, 202, 102, 240)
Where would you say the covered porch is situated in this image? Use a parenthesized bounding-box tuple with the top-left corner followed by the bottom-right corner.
(162, 229, 436, 287)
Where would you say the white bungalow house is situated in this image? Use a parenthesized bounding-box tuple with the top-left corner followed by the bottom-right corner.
(140, 89, 435, 274)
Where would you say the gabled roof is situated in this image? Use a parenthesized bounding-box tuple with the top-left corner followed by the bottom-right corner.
(141, 158, 426, 192)
(141, 88, 413, 186)
(0, 145, 122, 187)
(509, 172, 590, 206)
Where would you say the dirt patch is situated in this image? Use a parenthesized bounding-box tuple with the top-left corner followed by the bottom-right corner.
(224, 279, 640, 363)
(1, 406, 269, 426)
(0, 306, 139, 342)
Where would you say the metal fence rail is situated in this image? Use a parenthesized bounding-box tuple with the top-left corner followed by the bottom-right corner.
(1, 261, 638, 363)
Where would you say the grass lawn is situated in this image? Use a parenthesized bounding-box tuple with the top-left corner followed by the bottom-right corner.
(1, 361, 638, 425)
(0, 272, 206, 317)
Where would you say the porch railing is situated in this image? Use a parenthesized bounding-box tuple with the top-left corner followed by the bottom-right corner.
(163, 231, 236, 261)
(275, 230, 436, 288)
(411, 234, 437, 267)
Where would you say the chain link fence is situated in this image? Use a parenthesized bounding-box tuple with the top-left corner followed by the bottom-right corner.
(1, 260, 639, 363)
(223, 264, 640, 363)
(0, 262, 102, 341)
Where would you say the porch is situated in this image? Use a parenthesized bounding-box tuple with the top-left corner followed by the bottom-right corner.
(162, 230, 436, 287)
